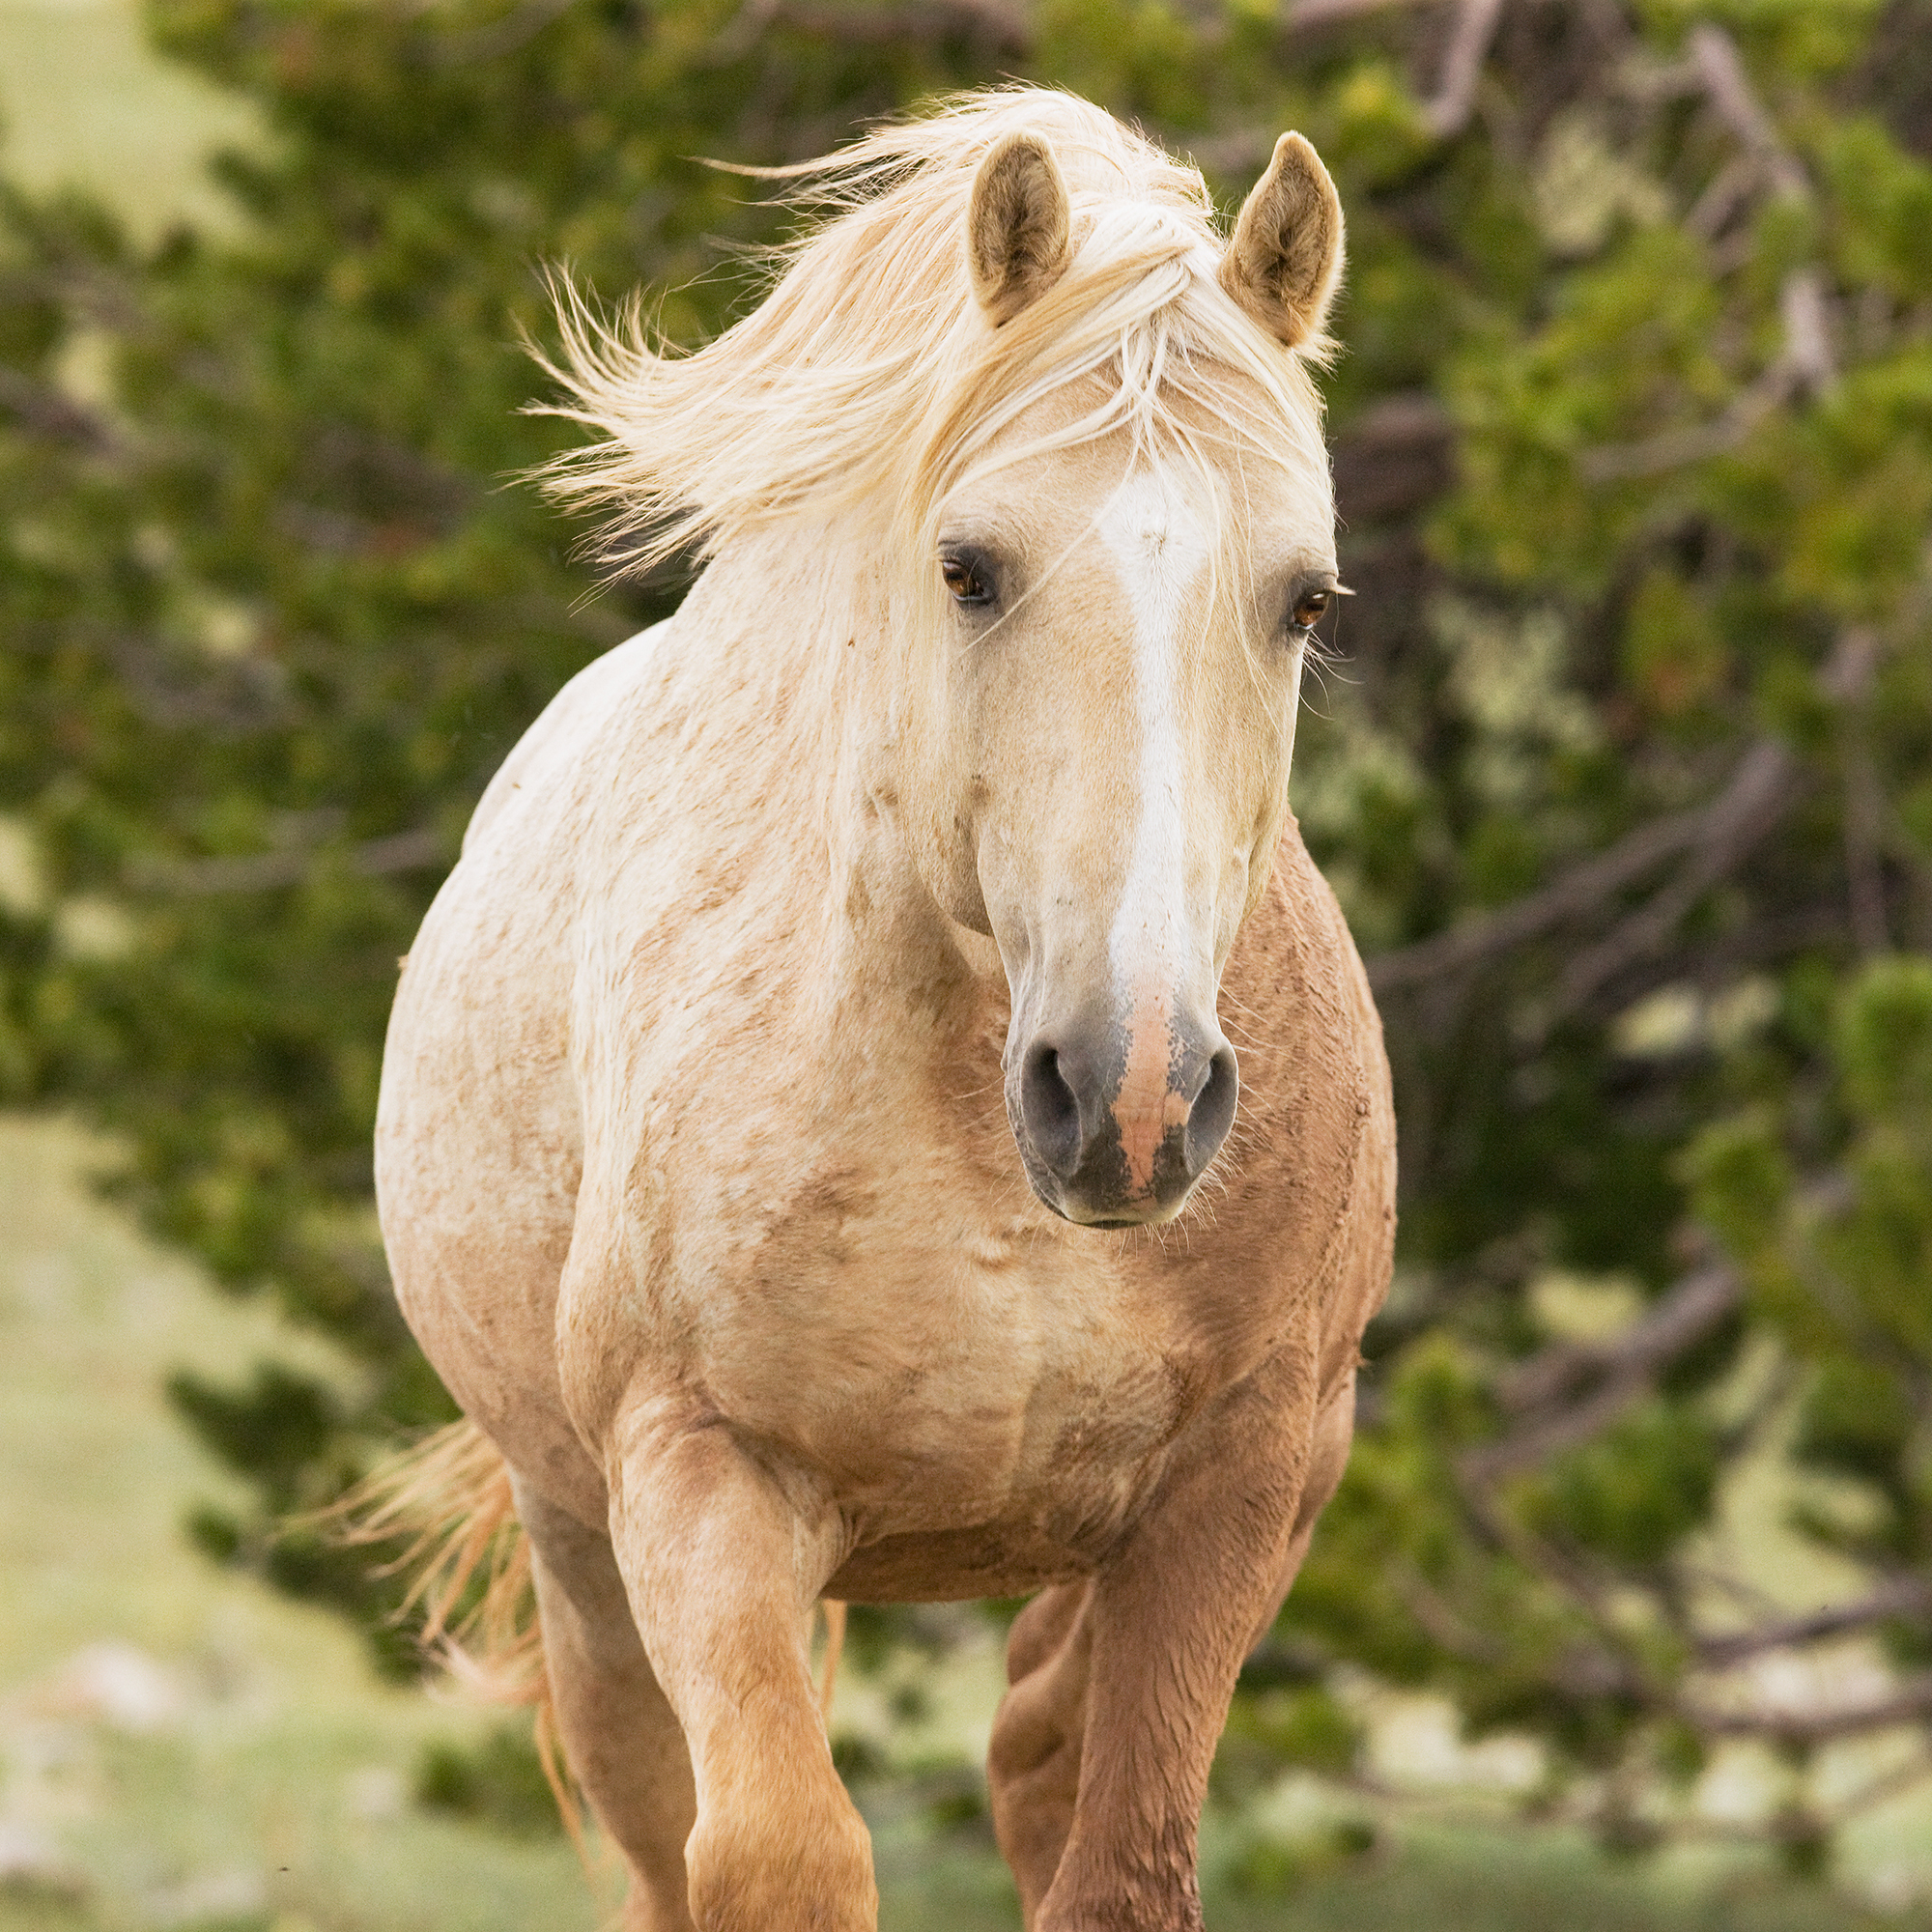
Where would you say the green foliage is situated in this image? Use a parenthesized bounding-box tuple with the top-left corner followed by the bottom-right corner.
(414, 1724, 563, 1836)
(1220, 1815, 1378, 1898)
(4, 0, 1932, 1876)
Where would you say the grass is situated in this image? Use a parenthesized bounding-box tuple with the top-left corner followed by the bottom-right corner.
(0, 1117, 610, 1932)
(0, 0, 257, 240)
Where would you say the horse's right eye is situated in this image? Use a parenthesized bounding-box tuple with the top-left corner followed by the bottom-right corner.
(941, 554, 992, 606)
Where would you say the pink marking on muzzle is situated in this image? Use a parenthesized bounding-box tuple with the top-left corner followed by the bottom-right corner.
(1113, 983, 1189, 1196)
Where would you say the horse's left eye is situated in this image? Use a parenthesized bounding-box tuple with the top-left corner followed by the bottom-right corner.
(1291, 588, 1330, 634)
(941, 555, 992, 606)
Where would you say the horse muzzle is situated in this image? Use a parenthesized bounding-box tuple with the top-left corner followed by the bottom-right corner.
(1008, 1004, 1238, 1226)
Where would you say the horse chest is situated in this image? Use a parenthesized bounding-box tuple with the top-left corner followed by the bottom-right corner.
(610, 1153, 1230, 1579)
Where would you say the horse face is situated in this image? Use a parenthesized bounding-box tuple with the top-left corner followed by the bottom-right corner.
(922, 406, 1336, 1227)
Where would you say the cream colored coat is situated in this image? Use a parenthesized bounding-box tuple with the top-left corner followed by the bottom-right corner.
(375, 92, 1394, 1932)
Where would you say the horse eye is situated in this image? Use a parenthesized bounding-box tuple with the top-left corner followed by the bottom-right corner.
(1291, 588, 1330, 633)
(941, 555, 991, 606)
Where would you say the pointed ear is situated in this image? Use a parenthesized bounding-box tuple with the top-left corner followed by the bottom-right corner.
(1219, 131, 1344, 350)
(968, 130, 1072, 327)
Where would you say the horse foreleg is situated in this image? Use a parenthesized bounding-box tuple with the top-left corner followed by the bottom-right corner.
(515, 1479, 699, 1932)
(605, 1400, 876, 1932)
(1029, 1352, 1324, 1932)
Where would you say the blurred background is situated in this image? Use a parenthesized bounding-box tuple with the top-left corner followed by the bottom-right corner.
(3, 0, 1931, 1926)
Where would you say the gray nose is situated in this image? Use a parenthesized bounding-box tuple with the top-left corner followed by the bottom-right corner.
(1013, 1012, 1236, 1225)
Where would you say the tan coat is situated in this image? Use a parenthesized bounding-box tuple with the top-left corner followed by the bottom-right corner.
(374, 90, 1393, 1932)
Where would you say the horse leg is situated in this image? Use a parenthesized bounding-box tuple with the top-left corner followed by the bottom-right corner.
(987, 1371, 1358, 1929)
(513, 1479, 698, 1932)
(606, 1404, 876, 1932)
(1019, 1353, 1336, 1932)
(986, 1581, 1092, 1924)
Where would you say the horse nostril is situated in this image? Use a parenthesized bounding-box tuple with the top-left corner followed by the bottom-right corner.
(1020, 1040, 1084, 1179)
(1186, 1044, 1238, 1174)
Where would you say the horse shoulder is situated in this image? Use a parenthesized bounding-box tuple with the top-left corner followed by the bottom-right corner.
(1209, 820, 1396, 1378)
(462, 619, 671, 860)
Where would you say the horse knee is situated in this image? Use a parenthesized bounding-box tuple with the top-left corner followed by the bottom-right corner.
(684, 1769, 875, 1932)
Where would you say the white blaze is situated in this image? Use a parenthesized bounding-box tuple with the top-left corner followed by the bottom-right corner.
(1096, 463, 1210, 1006)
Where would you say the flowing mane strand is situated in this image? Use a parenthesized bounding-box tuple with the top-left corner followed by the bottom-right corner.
(540, 87, 1334, 578)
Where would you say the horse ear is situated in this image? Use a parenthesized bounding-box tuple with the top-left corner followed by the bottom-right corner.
(1220, 131, 1344, 350)
(968, 131, 1072, 326)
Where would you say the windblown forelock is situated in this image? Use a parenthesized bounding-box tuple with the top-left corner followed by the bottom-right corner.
(535, 86, 1331, 585)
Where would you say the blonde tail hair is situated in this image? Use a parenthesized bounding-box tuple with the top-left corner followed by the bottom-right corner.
(328, 1418, 848, 1852)
(326, 1418, 583, 1850)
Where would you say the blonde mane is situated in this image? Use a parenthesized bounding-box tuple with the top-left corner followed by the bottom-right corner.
(542, 87, 1333, 579)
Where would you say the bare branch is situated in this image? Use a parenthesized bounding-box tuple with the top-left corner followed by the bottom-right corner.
(420, 0, 578, 64)
(1370, 622, 1882, 1010)
(1463, 1370, 1650, 1484)
(1685, 153, 1762, 242)
(1501, 1265, 1743, 1417)
(0, 366, 123, 453)
(1580, 272, 1833, 482)
(1698, 1577, 1932, 1667)
(1687, 23, 1807, 203)
(1422, 0, 1505, 139)
(1833, 628, 1891, 954)
(1551, 742, 1800, 1013)
(1366, 751, 1794, 995)
(1285, 0, 1423, 26)
(1333, 391, 1456, 523)
(1690, 1674, 1932, 1745)
(1462, 1266, 1742, 1484)
(1579, 25, 1834, 482)
(1577, 367, 1790, 482)
(1778, 269, 1835, 394)
(133, 828, 446, 896)
(1396, 1561, 1507, 1661)
(715, 0, 1029, 56)
(1548, 626, 1874, 1018)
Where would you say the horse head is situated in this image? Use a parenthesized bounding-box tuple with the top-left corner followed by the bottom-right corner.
(896, 123, 1346, 1227)
(545, 92, 1345, 1230)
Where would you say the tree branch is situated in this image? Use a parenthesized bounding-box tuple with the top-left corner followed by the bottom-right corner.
(1461, 1266, 1742, 1484)
(1689, 1674, 1932, 1746)
(1687, 23, 1807, 203)
(132, 828, 446, 896)
(1365, 758, 1786, 995)
(419, 0, 579, 65)
(1333, 391, 1456, 523)
(1372, 623, 1878, 1009)
(1285, 0, 1425, 26)
(1550, 740, 1800, 1013)
(1422, 0, 1506, 139)
(714, 0, 1029, 56)
(0, 365, 122, 453)
(1501, 1264, 1743, 1417)
(1579, 24, 1833, 482)
(1697, 1577, 1932, 1667)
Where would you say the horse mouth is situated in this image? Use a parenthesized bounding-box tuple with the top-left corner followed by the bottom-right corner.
(1017, 1142, 1204, 1229)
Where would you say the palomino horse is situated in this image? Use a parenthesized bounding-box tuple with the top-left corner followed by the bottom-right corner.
(374, 87, 1393, 1932)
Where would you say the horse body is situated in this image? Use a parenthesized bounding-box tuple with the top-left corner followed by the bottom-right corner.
(375, 90, 1394, 1932)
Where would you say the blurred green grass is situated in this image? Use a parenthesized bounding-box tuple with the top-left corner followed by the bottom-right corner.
(0, 1116, 613, 1932)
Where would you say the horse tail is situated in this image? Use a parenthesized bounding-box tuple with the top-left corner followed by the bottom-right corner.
(819, 1599, 847, 1719)
(327, 1418, 582, 1848)
(329, 1418, 847, 1844)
